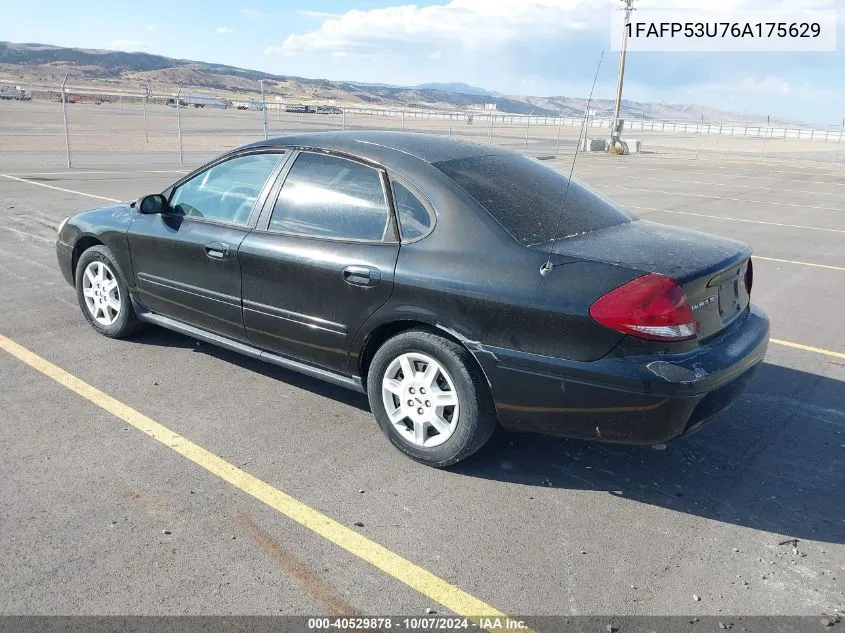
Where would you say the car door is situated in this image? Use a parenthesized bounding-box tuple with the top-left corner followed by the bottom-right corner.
(238, 150, 401, 374)
(127, 150, 289, 341)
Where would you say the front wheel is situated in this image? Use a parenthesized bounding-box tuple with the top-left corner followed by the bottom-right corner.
(74, 245, 143, 338)
(367, 329, 497, 467)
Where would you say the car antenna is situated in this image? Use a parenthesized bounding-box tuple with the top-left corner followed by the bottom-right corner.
(540, 50, 605, 277)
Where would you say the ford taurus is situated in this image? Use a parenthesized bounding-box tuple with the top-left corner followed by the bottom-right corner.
(56, 131, 769, 467)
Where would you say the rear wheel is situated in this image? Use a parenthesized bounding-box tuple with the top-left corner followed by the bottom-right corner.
(367, 329, 497, 467)
(75, 245, 143, 338)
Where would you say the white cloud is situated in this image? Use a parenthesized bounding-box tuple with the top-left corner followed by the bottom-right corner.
(270, 0, 842, 56)
(216, 27, 234, 34)
(239, 8, 270, 19)
(272, 0, 612, 56)
(429, 50, 442, 59)
(297, 10, 343, 18)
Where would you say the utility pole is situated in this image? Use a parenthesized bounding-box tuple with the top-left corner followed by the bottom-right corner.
(612, 0, 635, 127)
(61, 74, 71, 168)
(695, 114, 704, 159)
(259, 80, 268, 140)
(176, 83, 184, 167)
(760, 114, 770, 159)
(833, 117, 844, 166)
(142, 83, 150, 144)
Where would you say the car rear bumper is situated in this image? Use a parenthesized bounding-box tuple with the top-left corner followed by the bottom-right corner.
(473, 304, 769, 445)
(56, 239, 74, 287)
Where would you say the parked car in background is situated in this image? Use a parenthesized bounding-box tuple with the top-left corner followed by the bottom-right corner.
(55, 131, 769, 467)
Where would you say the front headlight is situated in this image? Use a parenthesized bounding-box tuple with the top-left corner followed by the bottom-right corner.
(57, 216, 69, 234)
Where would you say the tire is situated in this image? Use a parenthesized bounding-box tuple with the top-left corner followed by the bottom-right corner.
(367, 329, 497, 467)
(74, 244, 143, 338)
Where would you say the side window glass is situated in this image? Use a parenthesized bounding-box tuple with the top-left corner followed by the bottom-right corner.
(269, 152, 389, 241)
(169, 153, 283, 225)
(391, 180, 433, 240)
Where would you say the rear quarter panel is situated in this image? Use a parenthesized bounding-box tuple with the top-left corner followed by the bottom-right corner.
(351, 165, 642, 373)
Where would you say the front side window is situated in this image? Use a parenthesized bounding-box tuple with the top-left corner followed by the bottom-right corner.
(391, 179, 433, 240)
(169, 152, 284, 225)
(269, 152, 389, 241)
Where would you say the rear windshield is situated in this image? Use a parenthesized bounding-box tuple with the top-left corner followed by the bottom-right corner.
(433, 154, 632, 246)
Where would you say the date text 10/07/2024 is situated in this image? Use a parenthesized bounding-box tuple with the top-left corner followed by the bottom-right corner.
(307, 617, 529, 630)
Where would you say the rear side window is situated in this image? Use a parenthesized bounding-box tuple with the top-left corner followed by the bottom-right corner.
(433, 154, 631, 246)
(391, 180, 433, 240)
(269, 152, 390, 241)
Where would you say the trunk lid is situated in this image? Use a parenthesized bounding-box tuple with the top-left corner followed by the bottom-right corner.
(541, 220, 752, 340)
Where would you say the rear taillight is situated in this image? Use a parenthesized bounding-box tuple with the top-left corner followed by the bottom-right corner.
(744, 258, 753, 295)
(589, 273, 698, 342)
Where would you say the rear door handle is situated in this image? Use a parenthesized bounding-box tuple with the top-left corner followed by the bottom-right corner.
(343, 265, 381, 287)
(204, 241, 231, 260)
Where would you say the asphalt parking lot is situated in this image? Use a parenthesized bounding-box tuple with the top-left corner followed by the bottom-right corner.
(0, 150, 843, 624)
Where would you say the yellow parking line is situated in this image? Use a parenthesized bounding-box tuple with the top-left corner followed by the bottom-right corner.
(753, 256, 845, 272)
(771, 339, 845, 360)
(0, 174, 121, 203)
(0, 334, 516, 628)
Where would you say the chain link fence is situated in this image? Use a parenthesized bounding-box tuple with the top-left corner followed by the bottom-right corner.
(1, 83, 843, 170)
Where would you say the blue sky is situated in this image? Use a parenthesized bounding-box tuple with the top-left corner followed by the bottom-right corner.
(1, 0, 842, 123)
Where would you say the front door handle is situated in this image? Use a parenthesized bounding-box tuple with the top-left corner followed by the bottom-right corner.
(204, 241, 231, 260)
(343, 265, 381, 287)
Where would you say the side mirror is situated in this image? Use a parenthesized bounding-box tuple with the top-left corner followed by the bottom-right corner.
(137, 194, 168, 215)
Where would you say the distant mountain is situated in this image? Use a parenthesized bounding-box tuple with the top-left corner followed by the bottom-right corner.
(416, 82, 491, 96)
(0, 41, 782, 124)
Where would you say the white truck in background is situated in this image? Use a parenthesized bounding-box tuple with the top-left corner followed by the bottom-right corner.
(231, 99, 264, 111)
(0, 84, 31, 100)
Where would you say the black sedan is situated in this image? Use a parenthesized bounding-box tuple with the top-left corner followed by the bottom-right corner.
(56, 131, 769, 467)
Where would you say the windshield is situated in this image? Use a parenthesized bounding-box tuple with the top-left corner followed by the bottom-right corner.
(433, 153, 632, 246)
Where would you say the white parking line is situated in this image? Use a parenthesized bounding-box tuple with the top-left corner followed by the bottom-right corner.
(0, 174, 121, 202)
(628, 206, 845, 234)
(602, 185, 841, 212)
(604, 155, 845, 177)
(5, 169, 189, 177)
(577, 172, 845, 199)
(671, 157, 843, 175)
(753, 256, 845, 272)
(6, 226, 54, 243)
(575, 162, 845, 187)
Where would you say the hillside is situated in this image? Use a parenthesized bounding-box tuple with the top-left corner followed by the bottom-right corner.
(0, 41, 780, 124)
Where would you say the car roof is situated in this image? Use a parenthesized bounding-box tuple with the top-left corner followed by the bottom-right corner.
(243, 130, 511, 166)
